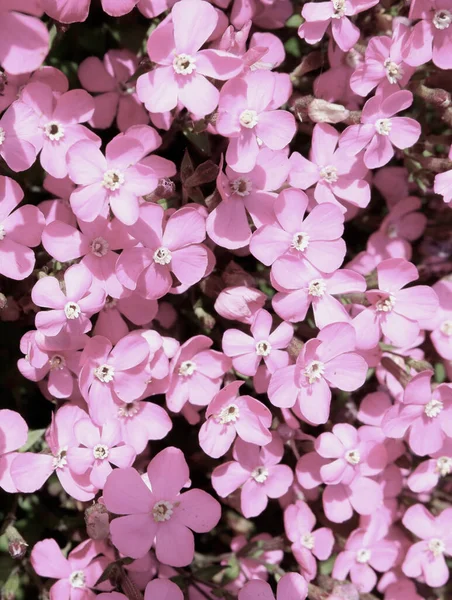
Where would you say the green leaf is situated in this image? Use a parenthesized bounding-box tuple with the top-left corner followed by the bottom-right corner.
(286, 14, 303, 27)
(435, 362, 446, 384)
(19, 429, 46, 453)
(285, 37, 301, 58)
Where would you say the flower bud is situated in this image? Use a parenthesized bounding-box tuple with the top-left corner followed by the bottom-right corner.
(308, 99, 350, 124)
(5, 525, 28, 559)
(85, 502, 110, 540)
(214, 286, 266, 324)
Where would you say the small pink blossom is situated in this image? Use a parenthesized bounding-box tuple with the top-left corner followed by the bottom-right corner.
(0, 175, 45, 280)
(199, 380, 272, 458)
(353, 258, 439, 349)
(339, 91, 421, 169)
(212, 433, 294, 517)
(268, 322, 368, 425)
(116, 204, 209, 300)
(0, 409, 28, 493)
(382, 370, 452, 456)
(216, 70, 296, 173)
(407, 440, 452, 493)
(284, 500, 334, 581)
(43, 0, 138, 22)
(434, 145, 452, 205)
(136, 0, 243, 117)
(116, 399, 172, 454)
(402, 504, 452, 588)
(103, 447, 221, 565)
(78, 50, 149, 131)
(0, 99, 40, 172)
(32, 264, 105, 337)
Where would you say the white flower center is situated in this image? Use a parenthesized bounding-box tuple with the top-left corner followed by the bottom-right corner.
(0, 127, 5, 145)
(44, 121, 65, 142)
(230, 177, 252, 197)
(433, 9, 452, 29)
(49, 354, 66, 370)
(301, 533, 315, 550)
(94, 364, 115, 383)
(64, 301, 81, 319)
(173, 53, 196, 75)
(440, 320, 452, 336)
(153, 500, 174, 522)
(0, 225, 5, 241)
(69, 570, 86, 588)
(239, 109, 259, 129)
(308, 279, 327, 298)
(332, 0, 346, 18)
(103, 169, 125, 191)
(251, 466, 269, 483)
(53, 446, 68, 469)
(319, 165, 338, 183)
(153, 246, 172, 265)
(117, 401, 140, 418)
(345, 449, 361, 465)
(375, 118, 392, 135)
(356, 548, 371, 564)
(90, 236, 109, 257)
(292, 231, 310, 252)
(304, 360, 325, 384)
(255, 340, 272, 357)
(375, 294, 396, 312)
(179, 360, 196, 376)
(218, 403, 240, 424)
(436, 456, 452, 477)
(384, 59, 403, 84)
(428, 538, 445, 557)
(93, 444, 109, 460)
(424, 398, 444, 418)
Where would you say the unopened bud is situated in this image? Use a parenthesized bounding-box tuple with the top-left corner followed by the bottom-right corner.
(308, 99, 350, 124)
(214, 286, 266, 324)
(5, 525, 28, 559)
(0, 293, 7, 310)
(85, 503, 110, 540)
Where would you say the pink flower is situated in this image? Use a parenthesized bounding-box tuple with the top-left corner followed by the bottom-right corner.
(403, 0, 452, 70)
(284, 500, 334, 581)
(136, 0, 243, 117)
(407, 440, 452, 493)
(98, 579, 184, 600)
(31, 538, 111, 600)
(67, 137, 159, 225)
(103, 447, 221, 565)
(424, 279, 452, 359)
(434, 144, 452, 205)
(66, 419, 136, 489)
(17, 329, 86, 399)
(212, 433, 294, 517)
(32, 264, 105, 337)
(298, 0, 379, 52)
(288, 124, 371, 212)
(78, 333, 150, 425)
(382, 370, 452, 456)
(166, 335, 231, 413)
(268, 322, 367, 425)
(116, 204, 209, 300)
(350, 24, 414, 97)
(0, 2, 49, 75)
(222, 309, 293, 377)
(353, 258, 439, 349)
(11, 404, 96, 501)
(272, 262, 366, 327)
(250, 188, 346, 274)
(238, 572, 308, 600)
(43, 0, 138, 22)
(206, 148, 290, 249)
(339, 91, 421, 169)
(0, 175, 45, 280)
(0, 100, 40, 172)
(42, 215, 134, 298)
(216, 70, 296, 173)
(20, 82, 98, 178)
(0, 409, 28, 493)
(402, 504, 452, 588)
(78, 50, 149, 131)
(214, 286, 267, 324)
(199, 380, 272, 458)
(116, 399, 173, 454)
(333, 527, 400, 593)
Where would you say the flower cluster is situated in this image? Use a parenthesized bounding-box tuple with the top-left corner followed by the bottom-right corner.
(0, 0, 452, 599)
